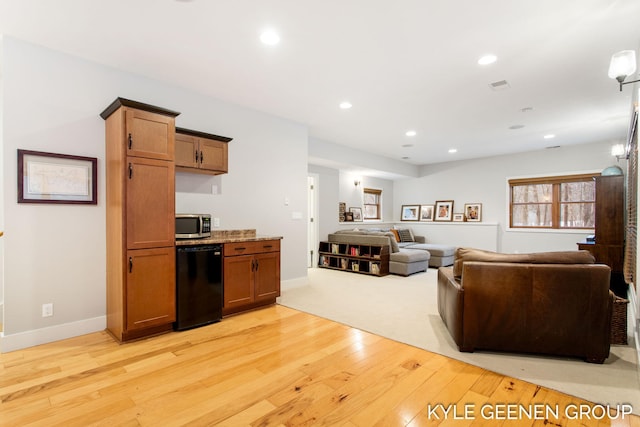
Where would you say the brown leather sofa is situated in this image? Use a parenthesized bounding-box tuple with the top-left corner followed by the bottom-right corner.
(437, 248, 614, 363)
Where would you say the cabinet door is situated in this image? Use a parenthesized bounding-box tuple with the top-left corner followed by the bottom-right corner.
(126, 247, 176, 331)
(199, 138, 228, 173)
(175, 133, 199, 168)
(595, 176, 624, 245)
(254, 252, 280, 301)
(126, 157, 175, 249)
(223, 255, 254, 309)
(125, 109, 175, 161)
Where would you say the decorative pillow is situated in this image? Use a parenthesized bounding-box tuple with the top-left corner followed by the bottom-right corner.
(390, 229, 401, 242)
(397, 229, 413, 242)
(453, 247, 596, 278)
(397, 229, 414, 243)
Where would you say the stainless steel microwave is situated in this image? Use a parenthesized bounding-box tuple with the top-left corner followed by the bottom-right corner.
(176, 214, 212, 239)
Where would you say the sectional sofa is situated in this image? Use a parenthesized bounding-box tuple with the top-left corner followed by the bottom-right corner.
(327, 228, 456, 276)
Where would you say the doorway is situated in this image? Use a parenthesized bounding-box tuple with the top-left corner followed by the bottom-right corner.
(307, 174, 319, 268)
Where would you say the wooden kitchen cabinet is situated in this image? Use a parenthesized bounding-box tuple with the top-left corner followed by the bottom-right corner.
(125, 108, 175, 161)
(577, 175, 626, 297)
(175, 127, 232, 175)
(126, 247, 176, 332)
(223, 239, 281, 316)
(126, 157, 175, 250)
(101, 98, 180, 342)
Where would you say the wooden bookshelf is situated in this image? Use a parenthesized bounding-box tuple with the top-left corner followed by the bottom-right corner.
(318, 241, 389, 276)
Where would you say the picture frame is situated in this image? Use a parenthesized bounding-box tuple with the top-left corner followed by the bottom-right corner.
(338, 202, 346, 222)
(18, 149, 97, 204)
(453, 213, 465, 222)
(420, 205, 434, 221)
(401, 204, 420, 221)
(434, 200, 454, 221)
(464, 203, 482, 222)
(349, 207, 363, 222)
(344, 211, 354, 222)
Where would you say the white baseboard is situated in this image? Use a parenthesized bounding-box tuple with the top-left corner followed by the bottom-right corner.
(0, 316, 106, 353)
(280, 275, 310, 290)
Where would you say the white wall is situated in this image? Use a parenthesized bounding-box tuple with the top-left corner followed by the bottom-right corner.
(394, 141, 622, 253)
(312, 139, 624, 253)
(1, 37, 308, 351)
(0, 35, 4, 324)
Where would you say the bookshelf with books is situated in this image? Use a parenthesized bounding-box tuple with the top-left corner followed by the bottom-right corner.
(317, 241, 389, 276)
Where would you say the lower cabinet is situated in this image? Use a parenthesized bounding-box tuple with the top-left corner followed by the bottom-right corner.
(223, 239, 281, 316)
(124, 247, 176, 338)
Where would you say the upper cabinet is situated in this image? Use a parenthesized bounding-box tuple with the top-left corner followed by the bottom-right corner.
(175, 127, 232, 175)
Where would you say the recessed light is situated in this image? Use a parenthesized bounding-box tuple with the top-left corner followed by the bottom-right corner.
(520, 107, 534, 112)
(401, 156, 410, 160)
(544, 134, 556, 139)
(509, 124, 525, 130)
(402, 144, 414, 148)
(405, 130, 417, 137)
(448, 148, 458, 154)
(339, 101, 352, 109)
(260, 30, 280, 46)
(478, 54, 497, 65)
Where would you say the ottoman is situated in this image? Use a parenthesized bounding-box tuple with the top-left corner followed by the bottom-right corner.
(399, 243, 456, 267)
(389, 249, 430, 276)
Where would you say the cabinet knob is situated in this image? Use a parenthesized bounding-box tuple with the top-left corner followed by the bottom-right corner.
(129, 257, 133, 273)
(128, 133, 133, 150)
(200, 151, 203, 164)
(128, 163, 133, 179)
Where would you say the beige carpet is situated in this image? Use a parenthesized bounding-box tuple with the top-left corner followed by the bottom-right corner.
(278, 268, 640, 412)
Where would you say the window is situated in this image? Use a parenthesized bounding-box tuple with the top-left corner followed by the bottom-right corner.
(363, 188, 382, 220)
(509, 173, 596, 229)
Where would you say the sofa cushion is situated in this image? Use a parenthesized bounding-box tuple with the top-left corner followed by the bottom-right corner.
(390, 229, 401, 242)
(390, 249, 430, 262)
(333, 229, 368, 235)
(453, 247, 596, 278)
(403, 243, 456, 257)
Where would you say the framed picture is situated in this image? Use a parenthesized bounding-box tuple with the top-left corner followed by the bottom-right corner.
(344, 211, 354, 222)
(338, 202, 346, 222)
(464, 203, 482, 222)
(453, 213, 465, 222)
(420, 205, 434, 221)
(18, 149, 97, 204)
(401, 205, 420, 221)
(435, 200, 454, 221)
(349, 207, 363, 222)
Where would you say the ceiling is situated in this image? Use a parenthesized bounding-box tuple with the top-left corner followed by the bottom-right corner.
(1, 0, 639, 170)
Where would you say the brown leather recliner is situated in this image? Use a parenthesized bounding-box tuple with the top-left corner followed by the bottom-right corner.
(437, 248, 614, 363)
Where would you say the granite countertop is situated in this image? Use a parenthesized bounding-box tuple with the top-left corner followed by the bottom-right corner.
(176, 229, 283, 246)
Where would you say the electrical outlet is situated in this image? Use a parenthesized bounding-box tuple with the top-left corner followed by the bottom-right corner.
(42, 303, 53, 317)
(213, 217, 220, 227)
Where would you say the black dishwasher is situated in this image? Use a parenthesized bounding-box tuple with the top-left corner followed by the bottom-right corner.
(175, 245, 223, 330)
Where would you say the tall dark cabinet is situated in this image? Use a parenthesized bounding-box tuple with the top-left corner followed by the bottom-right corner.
(578, 175, 626, 297)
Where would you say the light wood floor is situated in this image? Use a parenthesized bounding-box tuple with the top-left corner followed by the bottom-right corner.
(0, 305, 637, 427)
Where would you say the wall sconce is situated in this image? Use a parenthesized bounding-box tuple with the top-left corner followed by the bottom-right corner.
(611, 143, 628, 160)
(608, 50, 639, 91)
(354, 179, 361, 187)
